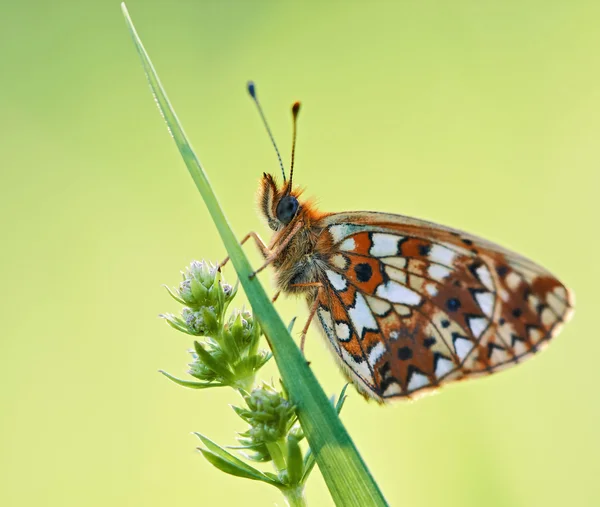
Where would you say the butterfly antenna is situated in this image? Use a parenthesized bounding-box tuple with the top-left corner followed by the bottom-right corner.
(289, 101, 301, 191)
(247, 81, 286, 182)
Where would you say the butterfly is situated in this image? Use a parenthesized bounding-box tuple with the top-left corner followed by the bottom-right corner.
(229, 81, 575, 402)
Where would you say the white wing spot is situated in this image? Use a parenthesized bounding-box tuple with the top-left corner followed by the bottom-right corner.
(488, 342, 506, 361)
(318, 307, 333, 330)
(365, 295, 392, 316)
(434, 356, 455, 378)
(468, 316, 488, 338)
(385, 265, 407, 284)
(475, 291, 494, 317)
(475, 264, 494, 291)
(505, 272, 521, 291)
(527, 293, 541, 313)
(339, 237, 356, 252)
(330, 254, 348, 270)
(376, 281, 422, 306)
(454, 336, 474, 361)
(382, 381, 402, 397)
(393, 304, 413, 317)
(407, 371, 430, 391)
(370, 233, 402, 257)
(527, 326, 543, 343)
(425, 284, 438, 297)
(335, 321, 351, 341)
(348, 292, 378, 338)
(368, 342, 387, 367)
(512, 339, 528, 355)
(329, 224, 354, 243)
(326, 269, 348, 291)
(382, 257, 407, 269)
(428, 244, 457, 266)
(427, 264, 452, 281)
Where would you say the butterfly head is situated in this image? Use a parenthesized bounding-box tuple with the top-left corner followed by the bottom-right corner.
(258, 173, 302, 231)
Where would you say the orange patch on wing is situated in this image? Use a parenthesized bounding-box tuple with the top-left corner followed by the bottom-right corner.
(338, 284, 357, 307)
(327, 294, 349, 322)
(399, 238, 430, 258)
(344, 254, 384, 295)
(531, 275, 563, 296)
(348, 232, 372, 256)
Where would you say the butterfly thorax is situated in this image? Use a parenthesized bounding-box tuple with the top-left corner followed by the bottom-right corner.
(269, 213, 330, 297)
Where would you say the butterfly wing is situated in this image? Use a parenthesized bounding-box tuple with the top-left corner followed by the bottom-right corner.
(312, 212, 574, 401)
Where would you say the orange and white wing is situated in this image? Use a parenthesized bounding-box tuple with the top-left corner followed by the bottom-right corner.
(312, 212, 575, 401)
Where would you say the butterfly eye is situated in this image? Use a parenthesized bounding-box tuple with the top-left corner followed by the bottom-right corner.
(276, 195, 299, 225)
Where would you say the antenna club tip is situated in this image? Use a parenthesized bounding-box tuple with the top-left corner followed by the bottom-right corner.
(247, 81, 256, 99)
(292, 101, 301, 116)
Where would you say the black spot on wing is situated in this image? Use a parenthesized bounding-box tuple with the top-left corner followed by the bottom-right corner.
(354, 262, 373, 282)
(397, 346, 413, 360)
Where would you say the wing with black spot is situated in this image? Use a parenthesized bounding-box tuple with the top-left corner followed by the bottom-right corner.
(310, 212, 574, 400)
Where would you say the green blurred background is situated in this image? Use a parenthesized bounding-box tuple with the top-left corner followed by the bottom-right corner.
(1, 1, 598, 506)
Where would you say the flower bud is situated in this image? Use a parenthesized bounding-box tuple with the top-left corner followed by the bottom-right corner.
(182, 306, 219, 336)
(186, 260, 217, 306)
(234, 384, 297, 446)
(223, 309, 260, 353)
(188, 347, 223, 382)
(168, 260, 237, 316)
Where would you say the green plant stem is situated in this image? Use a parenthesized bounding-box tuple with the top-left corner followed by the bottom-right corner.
(266, 441, 287, 473)
(281, 486, 307, 507)
(121, 4, 387, 506)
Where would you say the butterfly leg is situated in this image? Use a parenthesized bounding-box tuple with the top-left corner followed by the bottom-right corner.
(249, 221, 304, 279)
(289, 282, 324, 353)
(218, 232, 270, 270)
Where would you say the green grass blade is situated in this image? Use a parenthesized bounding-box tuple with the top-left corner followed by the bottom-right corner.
(121, 4, 388, 505)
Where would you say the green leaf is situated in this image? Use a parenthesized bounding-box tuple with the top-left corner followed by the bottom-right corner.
(263, 471, 281, 482)
(122, 5, 388, 506)
(160, 313, 194, 335)
(162, 284, 186, 305)
(159, 370, 221, 389)
(231, 404, 253, 423)
(287, 317, 297, 333)
(199, 449, 275, 483)
(286, 435, 303, 486)
(195, 434, 280, 486)
(335, 383, 350, 413)
(192, 341, 236, 383)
